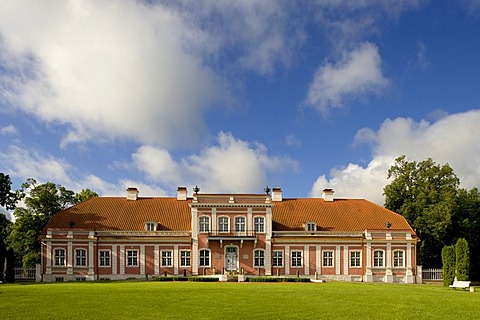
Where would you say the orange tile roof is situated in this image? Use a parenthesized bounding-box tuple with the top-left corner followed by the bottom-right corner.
(45, 197, 192, 232)
(44, 196, 415, 234)
(273, 198, 414, 232)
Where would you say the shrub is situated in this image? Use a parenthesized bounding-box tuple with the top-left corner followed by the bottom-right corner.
(246, 277, 310, 283)
(187, 277, 219, 282)
(153, 276, 188, 282)
(455, 238, 470, 281)
(441, 245, 455, 286)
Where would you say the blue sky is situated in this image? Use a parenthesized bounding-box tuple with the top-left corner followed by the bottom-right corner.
(1, 1, 480, 219)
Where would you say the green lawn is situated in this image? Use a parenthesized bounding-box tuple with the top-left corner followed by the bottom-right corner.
(1, 281, 479, 319)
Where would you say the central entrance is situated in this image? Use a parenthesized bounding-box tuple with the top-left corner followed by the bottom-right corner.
(225, 246, 238, 272)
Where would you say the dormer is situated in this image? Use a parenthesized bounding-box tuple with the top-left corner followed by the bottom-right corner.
(145, 221, 158, 231)
(305, 221, 317, 232)
(126, 187, 139, 201)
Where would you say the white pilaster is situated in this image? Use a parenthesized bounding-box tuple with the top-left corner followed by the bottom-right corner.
(316, 245, 321, 275)
(265, 240, 272, 275)
(88, 240, 94, 276)
(285, 245, 290, 275)
(343, 245, 349, 275)
(154, 245, 159, 275)
(173, 245, 179, 275)
(247, 208, 253, 233)
(140, 245, 145, 274)
(335, 245, 341, 275)
(67, 241, 73, 275)
(365, 241, 372, 282)
(112, 245, 117, 275)
(119, 245, 125, 275)
(192, 240, 199, 275)
(211, 208, 217, 232)
(46, 241, 52, 275)
(191, 208, 198, 240)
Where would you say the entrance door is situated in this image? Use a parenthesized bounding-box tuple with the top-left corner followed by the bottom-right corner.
(225, 247, 238, 271)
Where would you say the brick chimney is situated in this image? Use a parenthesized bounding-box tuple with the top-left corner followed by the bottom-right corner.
(177, 187, 187, 200)
(271, 187, 283, 202)
(126, 187, 139, 200)
(322, 188, 334, 202)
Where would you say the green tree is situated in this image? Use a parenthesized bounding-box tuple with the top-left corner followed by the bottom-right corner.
(6, 180, 76, 268)
(384, 155, 459, 267)
(455, 238, 470, 281)
(451, 188, 480, 278)
(0, 173, 20, 210)
(73, 188, 98, 204)
(441, 245, 456, 286)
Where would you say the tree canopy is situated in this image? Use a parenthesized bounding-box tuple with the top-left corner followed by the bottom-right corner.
(0, 173, 20, 210)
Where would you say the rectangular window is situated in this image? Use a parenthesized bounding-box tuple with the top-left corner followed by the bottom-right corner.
(180, 251, 191, 267)
(393, 250, 404, 267)
(291, 250, 302, 267)
(323, 250, 334, 267)
(75, 249, 87, 266)
(99, 250, 111, 267)
(145, 222, 156, 231)
(306, 222, 316, 231)
(254, 250, 265, 267)
(254, 217, 265, 233)
(373, 250, 384, 267)
(218, 217, 229, 233)
(199, 249, 210, 267)
(54, 249, 65, 266)
(273, 250, 283, 267)
(235, 216, 246, 233)
(127, 250, 138, 266)
(350, 251, 361, 267)
(161, 250, 173, 267)
(199, 216, 210, 233)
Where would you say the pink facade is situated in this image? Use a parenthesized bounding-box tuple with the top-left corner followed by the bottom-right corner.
(40, 188, 418, 283)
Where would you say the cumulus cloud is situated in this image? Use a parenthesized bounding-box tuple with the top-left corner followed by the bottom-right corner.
(305, 42, 388, 115)
(311, 110, 480, 204)
(133, 132, 299, 194)
(0, 124, 18, 135)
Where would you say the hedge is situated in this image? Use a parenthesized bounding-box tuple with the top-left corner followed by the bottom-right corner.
(246, 277, 311, 283)
(153, 276, 219, 282)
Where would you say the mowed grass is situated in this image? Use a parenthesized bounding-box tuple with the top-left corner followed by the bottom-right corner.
(1, 281, 479, 320)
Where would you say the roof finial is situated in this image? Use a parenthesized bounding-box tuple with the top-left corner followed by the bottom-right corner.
(193, 185, 200, 194)
(264, 186, 271, 194)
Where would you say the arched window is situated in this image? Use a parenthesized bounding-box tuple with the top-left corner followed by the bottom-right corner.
(254, 216, 265, 233)
(218, 216, 229, 233)
(199, 216, 210, 233)
(235, 216, 246, 233)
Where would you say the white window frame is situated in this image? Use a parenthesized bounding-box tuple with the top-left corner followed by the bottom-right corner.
(145, 221, 157, 231)
(350, 250, 361, 268)
(75, 248, 87, 267)
(126, 250, 139, 266)
(199, 249, 210, 267)
(305, 222, 316, 231)
(322, 250, 334, 267)
(393, 250, 405, 268)
(291, 250, 303, 267)
(254, 216, 265, 233)
(235, 216, 246, 233)
(99, 250, 111, 267)
(272, 250, 283, 267)
(199, 216, 210, 233)
(373, 250, 384, 268)
(218, 216, 229, 233)
(54, 248, 66, 266)
(253, 249, 265, 267)
(180, 250, 191, 267)
(161, 250, 173, 267)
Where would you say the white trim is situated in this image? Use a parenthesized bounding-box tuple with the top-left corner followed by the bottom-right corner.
(173, 245, 179, 274)
(88, 241, 94, 275)
(192, 240, 199, 275)
(343, 246, 349, 275)
(304, 245, 309, 275)
(335, 245, 341, 275)
(112, 246, 118, 275)
(67, 241, 73, 274)
(119, 246, 125, 274)
(285, 245, 290, 274)
(316, 245, 321, 275)
(154, 245, 159, 274)
(140, 245, 145, 274)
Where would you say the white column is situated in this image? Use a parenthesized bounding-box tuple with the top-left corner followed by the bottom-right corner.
(191, 208, 198, 240)
(316, 245, 321, 275)
(386, 242, 393, 278)
(335, 245, 341, 275)
(211, 208, 217, 232)
(266, 207, 272, 238)
(119, 245, 125, 275)
(247, 208, 253, 233)
(46, 241, 52, 275)
(285, 245, 290, 275)
(265, 240, 272, 276)
(112, 245, 117, 275)
(140, 245, 145, 274)
(365, 241, 372, 282)
(173, 245, 179, 275)
(88, 240, 94, 276)
(304, 245, 309, 275)
(67, 241, 73, 275)
(406, 242, 413, 280)
(192, 240, 199, 275)
(154, 245, 159, 275)
(343, 245, 349, 276)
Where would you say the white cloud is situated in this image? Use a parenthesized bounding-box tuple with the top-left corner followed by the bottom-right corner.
(0, 1, 226, 148)
(305, 42, 388, 115)
(311, 110, 480, 204)
(0, 124, 18, 135)
(133, 132, 299, 194)
(285, 134, 302, 147)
